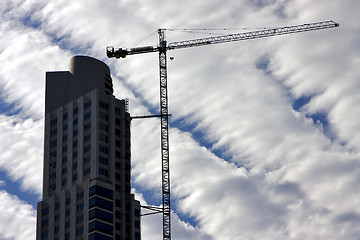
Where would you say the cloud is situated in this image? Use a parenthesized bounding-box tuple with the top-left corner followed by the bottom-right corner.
(0, 115, 43, 195)
(1, 0, 360, 239)
(0, 190, 36, 240)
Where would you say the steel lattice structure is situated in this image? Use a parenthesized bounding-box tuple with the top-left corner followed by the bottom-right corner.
(107, 20, 339, 240)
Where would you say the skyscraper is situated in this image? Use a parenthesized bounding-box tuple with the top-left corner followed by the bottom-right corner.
(36, 56, 141, 240)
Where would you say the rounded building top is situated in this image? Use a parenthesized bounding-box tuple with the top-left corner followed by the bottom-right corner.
(45, 56, 114, 113)
(69, 55, 110, 76)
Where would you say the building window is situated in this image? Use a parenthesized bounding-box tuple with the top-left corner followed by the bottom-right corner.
(73, 140, 78, 148)
(89, 197, 113, 211)
(99, 123, 108, 132)
(89, 233, 112, 240)
(76, 215, 84, 224)
(84, 145, 91, 153)
(135, 232, 141, 240)
(55, 214, 60, 222)
(50, 129, 57, 137)
(73, 174, 77, 181)
(50, 119, 57, 126)
(62, 179, 67, 186)
(99, 167, 108, 177)
(77, 192, 84, 200)
(62, 145, 68, 153)
(73, 151, 78, 159)
(99, 111, 108, 121)
(66, 209, 71, 217)
(76, 227, 83, 236)
(89, 208, 113, 223)
(84, 123, 91, 131)
(73, 107, 78, 115)
(66, 197, 71, 205)
(84, 168, 90, 176)
(84, 134, 91, 142)
(63, 134, 68, 142)
(42, 207, 49, 216)
(115, 140, 121, 148)
(99, 145, 108, 154)
(62, 156, 67, 164)
(65, 220, 70, 228)
(50, 162, 57, 169)
(115, 118, 121, 126)
(84, 112, 91, 120)
(115, 162, 121, 170)
(54, 226, 59, 233)
(99, 101, 108, 110)
(89, 220, 113, 235)
(76, 203, 84, 212)
(50, 151, 57, 159)
(50, 172, 56, 180)
(135, 209, 140, 217)
(42, 219, 49, 227)
(50, 140, 57, 148)
(62, 168, 67, 175)
(73, 129, 78, 137)
(64, 232, 70, 240)
(63, 113, 68, 120)
(63, 124, 68, 131)
(115, 108, 121, 115)
(99, 133, 108, 143)
(41, 231, 48, 239)
(83, 156, 91, 164)
(50, 184, 56, 191)
(55, 202, 60, 210)
(135, 220, 140, 229)
(115, 173, 120, 181)
(73, 118, 78, 126)
(89, 185, 113, 199)
(99, 156, 108, 165)
(115, 129, 120, 137)
(84, 101, 91, 109)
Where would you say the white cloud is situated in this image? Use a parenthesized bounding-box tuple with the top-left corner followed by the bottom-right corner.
(0, 190, 36, 240)
(0, 115, 43, 195)
(1, 0, 360, 239)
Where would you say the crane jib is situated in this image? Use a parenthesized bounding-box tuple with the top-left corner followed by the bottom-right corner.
(167, 20, 339, 50)
(107, 20, 339, 58)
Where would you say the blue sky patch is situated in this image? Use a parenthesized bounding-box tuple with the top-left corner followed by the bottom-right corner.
(0, 99, 21, 116)
(292, 95, 311, 111)
(256, 55, 272, 75)
(307, 112, 329, 129)
(0, 170, 40, 208)
(170, 117, 232, 162)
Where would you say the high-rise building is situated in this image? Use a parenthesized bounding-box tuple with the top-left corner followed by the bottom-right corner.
(36, 56, 141, 240)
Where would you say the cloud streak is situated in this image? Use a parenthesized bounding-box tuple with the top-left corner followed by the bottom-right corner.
(0, 0, 359, 239)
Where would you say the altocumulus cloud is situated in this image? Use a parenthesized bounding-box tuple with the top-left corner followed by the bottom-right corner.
(0, 186, 36, 240)
(0, 0, 360, 239)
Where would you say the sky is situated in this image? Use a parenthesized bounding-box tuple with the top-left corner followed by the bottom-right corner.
(0, 0, 359, 239)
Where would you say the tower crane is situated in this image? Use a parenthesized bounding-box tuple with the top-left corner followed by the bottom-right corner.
(107, 20, 339, 240)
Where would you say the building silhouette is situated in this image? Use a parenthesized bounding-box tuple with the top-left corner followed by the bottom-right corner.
(36, 56, 141, 240)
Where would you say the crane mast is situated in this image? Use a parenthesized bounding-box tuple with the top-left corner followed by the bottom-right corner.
(107, 20, 339, 240)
